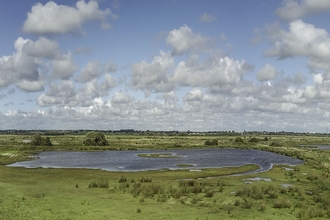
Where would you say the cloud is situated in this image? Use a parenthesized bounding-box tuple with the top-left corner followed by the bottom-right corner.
(38, 72, 116, 108)
(76, 61, 103, 82)
(52, 52, 78, 80)
(23, 37, 60, 59)
(166, 25, 212, 55)
(173, 56, 251, 89)
(16, 80, 44, 92)
(99, 74, 116, 91)
(80, 74, 116, 100)
(103, 60, 117, 73)
(276, 0, 330, 21)
(75, 46, 92, 55)
(75, 60, 116, 83)
(185, 88, 203, 102)
(22, 0, 117, 35)
(256, 64, 279, 81)
(111, 92, 133, 104)
(37, 80, 77, 107)
(301, 73, 330, 100)
(265, 20, 330, 61)
(0, 37, 41, 90)
(263, 19, 330, 105)
(131, 50, 174, 93)
(199, 13, 217, 23)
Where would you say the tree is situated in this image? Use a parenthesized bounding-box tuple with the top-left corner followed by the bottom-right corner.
(31, 133, 52, 146)
(83, 132, 109, 146)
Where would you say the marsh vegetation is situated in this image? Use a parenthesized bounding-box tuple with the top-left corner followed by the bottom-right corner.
(1, 133, 330, 219)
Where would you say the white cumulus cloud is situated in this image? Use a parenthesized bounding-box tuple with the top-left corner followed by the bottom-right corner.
(276, 0, 330, 21)
(22, 0, 117, 35)
(131, 50, 174, 93)
(266, 20, 330, 60)
(173, 56, 251, 89)
(256, 64, 279, 82)
(0, 37, 41, 90)
(166, 25, 212, 55)
(52, 52, 78, 80)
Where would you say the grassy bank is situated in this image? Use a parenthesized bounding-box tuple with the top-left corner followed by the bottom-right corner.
(1, 134, 330, 219)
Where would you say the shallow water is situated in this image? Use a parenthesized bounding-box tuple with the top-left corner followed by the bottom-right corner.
(8, 148, 303, 172)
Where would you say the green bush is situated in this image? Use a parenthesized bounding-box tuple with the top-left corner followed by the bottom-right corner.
(269, 141, 282, 147)
(83, 132, 108, 146)
(31, 133, 52, 146)
(248, 137, 259, 143)
(205, 189, 215, 198)
(88, 179, 109, 188)
(234, 137, 244, 143)
(242, 198, 253, 209)
(118, 176, 127, 183)
(204, 139, 218, 146)
(259, 202, 266, 212)
(273, 199, 292, 209)
(211, 139, 218, 146)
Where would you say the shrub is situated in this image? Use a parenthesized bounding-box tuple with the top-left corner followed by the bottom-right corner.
(259, 202, 266, 212)
(179, 180, 195, 187)
(269, 141, 282, 147)
(157, 192, 167, 202)
(83, 132, 108, 146)
(251, 186, 263, 200)
(265, 185, 278, 199)
(118, 176, 127, 183)
(31, 133, 52, 146)
(168, 186, 183, 199)
(131, 182, 142, 197)
(273, 199, 292, 209)
(307, 172, 318, 182)
(242, 198, 253, 209)
(173, 143, 182, 148)
(139, 177, 152, 183)
(204, 140, 212, 146)
(141, 184, 163, 198)
(234, 199, 240, 206)
(211, 139, 218, 146)
(89, 179, 109, 188)
(205, 189, 215, 198)
(204, 139, 218, 146)
(248, 137, 259, 143)
(234, 137, 244, 143)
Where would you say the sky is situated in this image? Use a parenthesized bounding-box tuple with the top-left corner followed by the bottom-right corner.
(1, 0, 330, 132)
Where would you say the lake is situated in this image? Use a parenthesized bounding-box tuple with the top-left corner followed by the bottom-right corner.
(8, 148, 303, 173)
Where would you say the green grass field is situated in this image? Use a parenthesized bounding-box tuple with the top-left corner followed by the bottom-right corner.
(1, 134, 330, 219)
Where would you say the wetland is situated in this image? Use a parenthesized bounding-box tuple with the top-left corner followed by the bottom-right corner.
(1, 133, 330, 220)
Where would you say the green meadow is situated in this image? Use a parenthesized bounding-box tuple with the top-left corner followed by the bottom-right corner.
(1, 133, 330, 219)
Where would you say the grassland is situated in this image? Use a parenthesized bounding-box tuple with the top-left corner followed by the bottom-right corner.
(1, 133, 330, 219)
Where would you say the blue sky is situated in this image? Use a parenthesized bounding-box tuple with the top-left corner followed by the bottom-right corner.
(1, 0, 330, 132)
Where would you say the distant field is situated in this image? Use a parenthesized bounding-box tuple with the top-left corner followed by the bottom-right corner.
(1, 134, 330, 219)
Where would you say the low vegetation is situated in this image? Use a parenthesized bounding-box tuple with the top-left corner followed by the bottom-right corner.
(1, 133, 330, 219)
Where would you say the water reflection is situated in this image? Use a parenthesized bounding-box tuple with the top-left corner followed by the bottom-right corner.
(8, 148, 303, 173)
